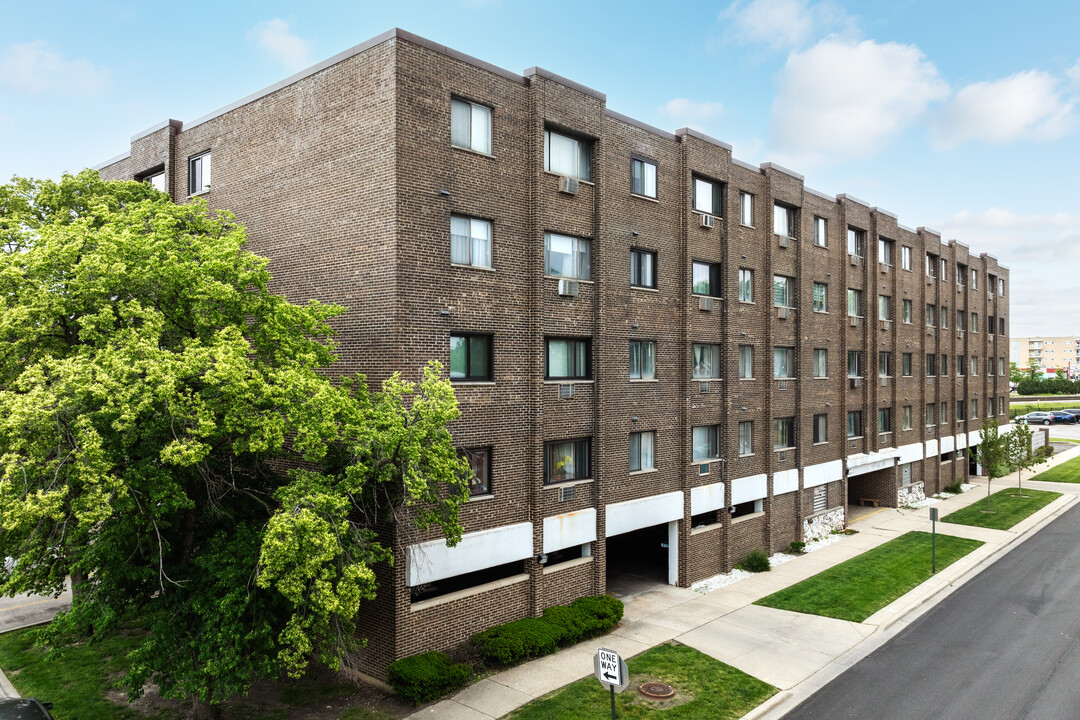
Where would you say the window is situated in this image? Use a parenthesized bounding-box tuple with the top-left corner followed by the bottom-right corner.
(999, 357, 1005, 376)
(693, 344, 720, 379)
(813, 414, 828, 444)
(971, 398, 978, 420)
(847, 227, 865, 257)
(988, 316, 995, 334)
(739, 421, 753, 455)
(926, 354, 937, 376)
(941, 354, 948, 376)
(940, 306, 948, 329)
(847, 289, 862, 317)
(878, 295, 892, 321)
(902, 353, 913, 377)
(926, 304, 936, 327)
(878, 238, 893, 265)
(941, 403, 948, 424)
(970, 355, 978, 376)
(631, 157, 657, 198)
(143, 171, 166, 192)
(451, 216, 493, 268)
(693, 177, 722, 216)
(544, 130, 590, 180)
(451, 98, 492, 154)
(629, 340, 656, 380)
(956, 264, 966, 285)
(629, 431, 655, 472)
(847, 411, 863, 438)
(738, 345, 753, 378)
(957, 400, 966, 422)
(692, 261, 721, 297)
(971, 312, 979, 332)
(902, 299, 912, 324)
(773, 417, 795, 450)
(738, 268, 753, 302)
(545, 232, 591, 280)
(901, 246, 912, 270)
(971, 268, 978, 289)
(692, 425, 720, 462)
(941, 258, 947, 279)
(998, 397, 1005, 415)
(813, 349, 827, 378)
(462, 447, 491, 496)
(739, 192, 753, 225)
(774, 203, 796, 238)
(546, 338, 590, 380)
(926, 253, 938, 278)
(902, 406, 913, 430)
(188, 151, 211, 195)
(545, 439, 590, 484)
(630, 249, 656, 288)
(999, 278, 1005, 296)
(878, 408, 892, 434)
(847, 350, 864, 378)
(811, 282, 827, 312)
(814, 216, 827, 247)
(450, 333, 492, 381)
(958, 355, 966, 376)
(1000, 318, 1006, 335)
(773, 275, 794, 307)
(773, 347, 794, 379)
(926, 404, 936, 426)
(879, 351, 892, 377)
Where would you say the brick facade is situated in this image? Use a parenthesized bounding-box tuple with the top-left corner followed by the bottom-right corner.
(94, 28, 1010, 678)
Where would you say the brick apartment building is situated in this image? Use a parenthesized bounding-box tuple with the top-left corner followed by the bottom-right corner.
(94, 28, 1010, 678)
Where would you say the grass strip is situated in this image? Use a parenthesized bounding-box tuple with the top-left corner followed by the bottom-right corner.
(504, 642, 776, 720)
(941, 488, 1061, 529)
(1030, 454, 1080, 483)
(755, 532, 982, 622)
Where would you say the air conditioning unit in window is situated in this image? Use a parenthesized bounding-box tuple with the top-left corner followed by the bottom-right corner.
(880, 320, 891, 331)
(880, 263, 890, 274)
(699, 382, 710, 393)
(849, 377, 862, 389)
(778, 380, 789, 390)
(778, 451, 787, 461)
(849, 254, 862, 266)
(988, 291, 995, 301)
(778, 235, 790, 248)
(957, 330, 965, 339)
(927, 376, 934, 384)
(559, 384, 574, 399)
(558, 175, 579, 195)
(698, 296, 714, 311)
(699, 463, 709, 475)
(559, 486, 575, 502)
(881, 377, 888, 387)
(557, 279, 579, 297)
(701, 214, 714, 229)
(777, 306, 791, 320)
(849, 316, 860, 327)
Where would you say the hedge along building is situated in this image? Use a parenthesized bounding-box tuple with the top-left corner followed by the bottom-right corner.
(94, 28, 1011, 678)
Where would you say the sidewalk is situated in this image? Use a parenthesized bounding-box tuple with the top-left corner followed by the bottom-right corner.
(409, 444, 1080, 719)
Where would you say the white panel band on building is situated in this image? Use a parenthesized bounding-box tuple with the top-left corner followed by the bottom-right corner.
(605, 491, 683, 537)
(926, 439, 939, 457)
(968, 430, 981, 446)
(773, 468, 799, 496)
(897, 442, 924, 465)
(956, 433, 968, 449)
(542, 508, 597, 554)
(406, 521, 533, 587)
(804, 459, 843, 488)
(690, 482, 726, 515)
(731, 474, 768, 505)
(848, 448, 901, 477)
(941, 435, 955, 453)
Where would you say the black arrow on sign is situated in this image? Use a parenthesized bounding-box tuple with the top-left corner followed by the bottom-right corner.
(603, 671, 616, 681)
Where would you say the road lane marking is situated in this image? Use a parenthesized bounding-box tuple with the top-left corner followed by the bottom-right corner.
(0, 599, 59, 613)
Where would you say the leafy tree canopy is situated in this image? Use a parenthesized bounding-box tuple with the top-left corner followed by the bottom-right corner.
(0, 171, 470, 716)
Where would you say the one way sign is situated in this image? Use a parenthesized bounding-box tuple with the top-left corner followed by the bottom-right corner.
(594, 648, 630, 692)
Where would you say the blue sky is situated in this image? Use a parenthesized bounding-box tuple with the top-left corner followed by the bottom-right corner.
(2, 0, 1079, 339)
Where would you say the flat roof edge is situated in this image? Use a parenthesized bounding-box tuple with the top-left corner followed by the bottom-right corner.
(836, 193, 870, 208)
(873, 206, 897, 219)
(524, 66, 605, 101)
(92, 151, 130, 171)
(675, 127, 732, 151)
(898, 223, 917, 234)
(732, 158, 760, 172)
(804, 186, 835, 202)
(397, 29, 526, 85)
(604, 109, 676, 140)
(131, 118, 183, 143)
(919, 226, 942, 237)
(760, 161, 803, 181)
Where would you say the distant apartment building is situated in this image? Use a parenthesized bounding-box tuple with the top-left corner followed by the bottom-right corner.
(93, 29, 1011, 678)
(1011, 336, 1080, 377)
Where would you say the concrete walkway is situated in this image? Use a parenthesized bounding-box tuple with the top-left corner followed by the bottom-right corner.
(409, 444, 1080, 719)
(0, 582, 72, 699)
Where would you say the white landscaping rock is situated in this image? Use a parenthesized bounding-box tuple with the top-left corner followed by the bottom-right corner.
(803, 508, 845, 542)
(898, 483, 926, 508)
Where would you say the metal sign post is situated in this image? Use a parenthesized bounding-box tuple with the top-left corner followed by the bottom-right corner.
(929, 507, 938, 574)
(594, 648, 630, 719)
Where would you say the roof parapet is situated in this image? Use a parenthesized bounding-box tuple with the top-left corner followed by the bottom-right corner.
(675, 127, 732, 151)
(524, 66, 605, 100)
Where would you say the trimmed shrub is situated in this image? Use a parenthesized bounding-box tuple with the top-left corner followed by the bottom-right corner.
(943, 481, 963, 494)
(737, 548, 770, 573)
(387, 651, 471, 704)
(571, 595, 624, 632)
(788, 541, 806, 554)
(471, 617, 566, 665)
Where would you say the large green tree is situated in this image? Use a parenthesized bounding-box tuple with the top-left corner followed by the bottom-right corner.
(0, 171, 470, 718)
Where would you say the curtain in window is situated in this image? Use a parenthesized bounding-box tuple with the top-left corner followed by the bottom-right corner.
(739, 270, 752, 301)
(739, 423, 752, 454)
(813, 349, 826, 377)
(548, 441, 576, 481)
(451, 100, 471, 149)
(576, 239, 591, 281)
(471, 104, 491, 154)
(773, 277, 788, 306)
(692, 426, 715, 461)
(547, 132, 579, 178)
(471, 219, 491, 268)
(546, 233, 574, 277)
(814, 283, 826, 311)
(630, 432, 654, 471)
(847, 290, 860, 316)
(773, 205, 790, 237)
(739, 346, 752, 378)
(450, 216, 470, 265)
(693, 344, 716, 378)
(773, 348, 791, 378)
(548, 340, 569, 377)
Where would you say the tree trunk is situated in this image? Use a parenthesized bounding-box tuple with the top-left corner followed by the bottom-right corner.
(70, 569, 89, 597)
(193, 698, 221, 720)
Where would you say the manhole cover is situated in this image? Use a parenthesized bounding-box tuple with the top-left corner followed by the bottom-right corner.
(639, 682, 675, 699)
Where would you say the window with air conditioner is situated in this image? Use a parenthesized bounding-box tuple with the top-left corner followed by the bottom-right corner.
(774, 203, 796, 239)
(879, 351, 892, 377)
(693, 176, 722, 216)
(926, 304, 937, 327)
(774, 275, 794, 308)
(847, 227, 865, 258)
(544, 130, 590, 180)
(773, 347, 794, 379)
(773, 417, 795, 450)
(878, 238, 893, 265)
(693, 344, 721, 379)
(847, 350, 864, 378)
(878, 408, 892, 434)
(878, 295, 892, 321)
(545, 338, 591, 380)
(848, 289, 863, 317)
(692, 425, 720, 462)
(545, 232, 591, 280)
(451, 215, 493, 268)
(693, 261, 722, 297)
(451, 98, 493, 154)
(545, 438, 590, 484)
(846, 411, 863, 438)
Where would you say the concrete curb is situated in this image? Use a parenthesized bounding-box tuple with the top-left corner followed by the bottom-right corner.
(0, 666, 18, 700)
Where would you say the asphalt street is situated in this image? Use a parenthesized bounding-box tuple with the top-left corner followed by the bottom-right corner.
(782, 499, 1080, 720)
(0, 586, 71, 635)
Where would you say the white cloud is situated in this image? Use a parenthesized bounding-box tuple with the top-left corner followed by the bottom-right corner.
(932, 70, 1075, 148)
(768, 38, 949, 169)
(661, 98, 725, 131)
(1067, 59, 1080, 90)
(251, 19, 310, 72)
(719, 0, 854, 51)
(0, 40, 110, 95)
(936, 209, 1080, 337)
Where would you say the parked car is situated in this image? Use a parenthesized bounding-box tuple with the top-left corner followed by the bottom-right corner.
(1050, 411, 1078, 424)
(1019, 412, 1055, 425)
(0, 699, 56, 720)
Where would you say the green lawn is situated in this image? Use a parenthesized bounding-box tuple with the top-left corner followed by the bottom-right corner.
(1010, 401, 1079, 417)
(1031, 454, 1080, 483)
(941, 488, 1061, 530)
(755, 532, 983, 622)
(504, 642, 775, 720)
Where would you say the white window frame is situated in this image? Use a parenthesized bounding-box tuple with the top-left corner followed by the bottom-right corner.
(813, 348, 828, 378)
(738, 268, 753, 303)
(188, 151, 211, 195)
(738, 421, 753, 456)
(813, 216, 827, 247)
(739, 192, 753, 226)
(544, 129, 591, 181)
(738, 345, 753, 379)
(544, 232, 591, 280)
(629, 431, 656, 472)
(631, 157, 657, 198)
(693, 343, 721, 379)
(451, 98, 493, 154)
(450, 215, 493, 268)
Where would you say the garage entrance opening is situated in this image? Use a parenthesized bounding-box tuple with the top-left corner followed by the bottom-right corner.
(847, 467, 896, 511)
(606, 524, 669, 598)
